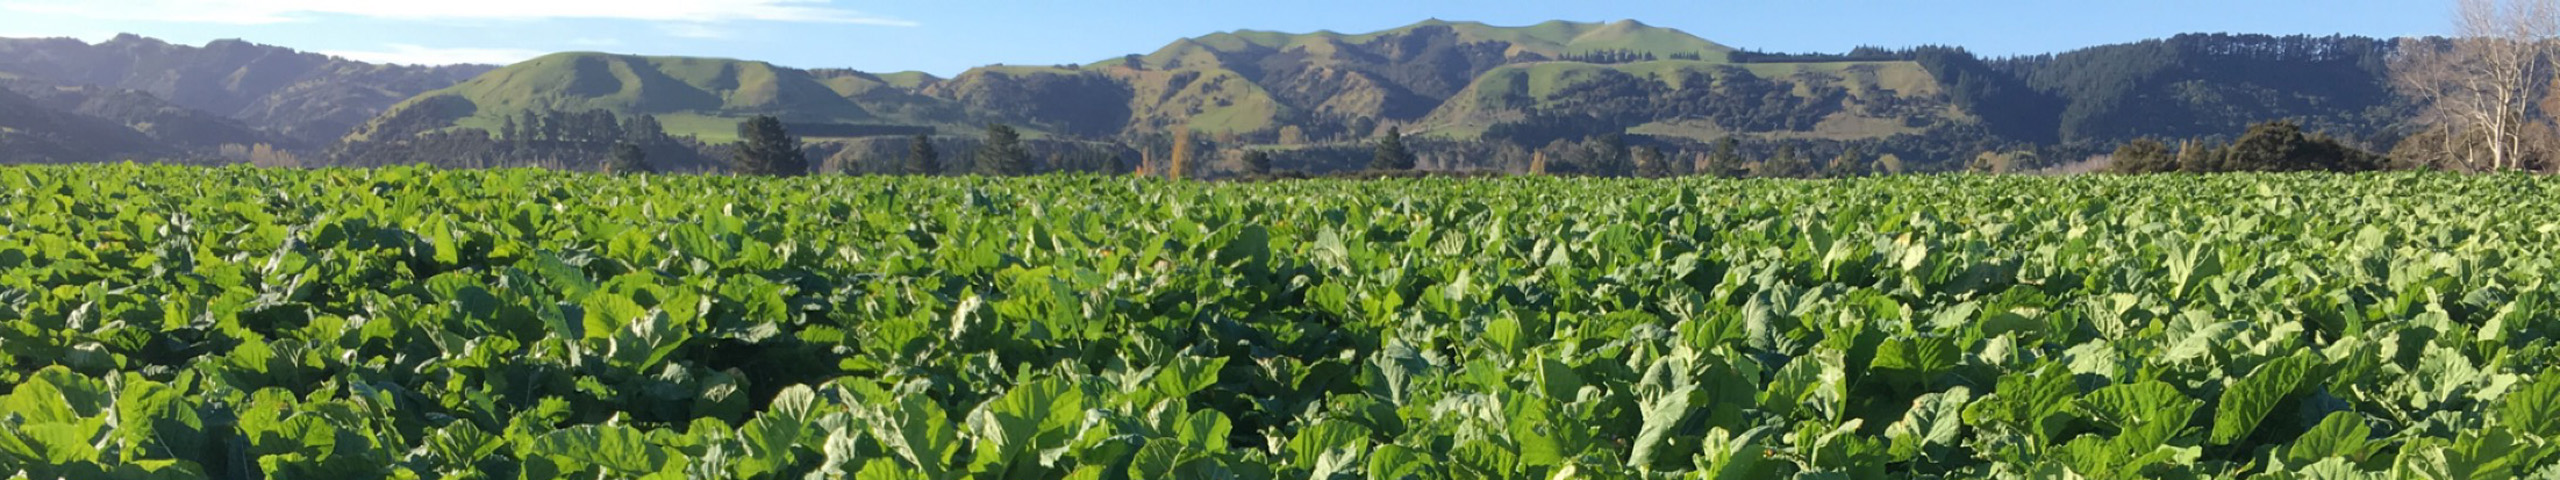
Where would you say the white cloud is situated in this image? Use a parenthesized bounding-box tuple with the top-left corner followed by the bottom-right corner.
(569, 37, 623, 47)
(3, 0, 917, 26)
(320, 44, 544, 66)
(660, 23, 732, 39)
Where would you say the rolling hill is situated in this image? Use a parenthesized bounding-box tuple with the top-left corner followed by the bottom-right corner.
(0, 34, 491, 143)
(0, 24, 2415, 172)
(355, 20, 1810, 144)
(357, 52, 895, 142)
(0, 87, 178, 164)
(7, 82, 291, 150)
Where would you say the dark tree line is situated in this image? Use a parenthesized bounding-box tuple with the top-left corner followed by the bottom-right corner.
(1555, 49, 1659, 64)
(782, 123, 936, 138)
(1728, 46, 1918, 63)
(333, 108, 717, 171)
(1991, 34, 2401, 148)
(2109, 121, 2388, 174)
(1483, 66, 1848, 146)
(826, 127, 1134, 177)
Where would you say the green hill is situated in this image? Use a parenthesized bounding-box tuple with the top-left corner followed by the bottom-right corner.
(345, 20, 1868, 144)
(1421, 59, 1960, 142)
(921, 19, 1747, 140)
(360, 52, 878, 142)
(0, 35, 489, 144)
(309, 23, 2408, 174)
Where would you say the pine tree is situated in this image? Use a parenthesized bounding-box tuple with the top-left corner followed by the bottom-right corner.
(732, 115, 808, 176)
(607, 142, 651, 174)
(2108, 139, 2175, 174)
(1371, 126, 1415, 171)
(905, 134, 940, 175)
(1635, 146, 1671, 178)
(1594, 134, 1629, 176)
(1825, 146, 1866, 178)
(1706, 137, 1747, 178)
(519, 111, 543, 142)
(536, 111, 565, 144)
(1762, 145, 1813, 178)
(1242, 149, 1272, 176)
(637, 115, 667, 142)
(976, 123, 1031, 176)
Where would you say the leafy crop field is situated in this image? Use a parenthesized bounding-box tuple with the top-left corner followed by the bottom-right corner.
(4, 166, 2559, 479)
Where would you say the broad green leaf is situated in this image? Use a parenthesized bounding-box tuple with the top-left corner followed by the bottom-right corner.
(1287, 420, 1371, 474)
(534, 424, 670, 475)
(1149, 356, 1227, 402)
(2287, 411, 2373, 465)
(1886, 386, 1972, 460)
(1627, 385, 1698, 469)
(2496, 372, 2560, 438)
(2213, 353, 2316, 445)
(1368, 444, 1435, 480)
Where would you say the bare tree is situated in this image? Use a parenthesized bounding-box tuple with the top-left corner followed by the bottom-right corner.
(2397, 0, 2560, 171)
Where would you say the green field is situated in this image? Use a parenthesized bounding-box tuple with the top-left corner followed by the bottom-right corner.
(4, 166, 2559, 478)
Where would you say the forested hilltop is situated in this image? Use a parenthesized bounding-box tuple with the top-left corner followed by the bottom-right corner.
(0, 22, 2452, 176)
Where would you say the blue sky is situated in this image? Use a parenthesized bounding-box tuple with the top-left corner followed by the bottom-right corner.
(0, 0, 2450, 75)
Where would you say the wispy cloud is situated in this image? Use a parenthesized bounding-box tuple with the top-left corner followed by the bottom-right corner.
(660, 23, 732, 40)
(569, 37, 624, 47)
(3, 0, 917, 26)
(320, 44, 545, 66)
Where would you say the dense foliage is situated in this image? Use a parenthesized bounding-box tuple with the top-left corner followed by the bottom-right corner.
(336, 108, 720, 172)
(1992, 34, 2403, 148)
(2112, 121, 2391, 174)
(5, 167, 2560, 479)
(733, 116, 811, 177)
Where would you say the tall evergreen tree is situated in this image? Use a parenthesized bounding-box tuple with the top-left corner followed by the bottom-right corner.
(2108, 138, 2176, 174)
(1635, 146, 1672, 178)
(519, 111, 543, 142)
(1761, 145, 1813, 178)
(1371, 127, 1415, 171)
(607, 142, 651, 174)
(1592, 134, 1629, 176)
(1706, 137, 1748, 178)
(637, 115, 667, 142)
(1241, 149, 1273, 176)
(976, 123, 1031, 176)
(1825, 146, 1867, 178)
(536, 111, 565, 144)
(732, 115, 807, 176)
(905, 134, 940, 175)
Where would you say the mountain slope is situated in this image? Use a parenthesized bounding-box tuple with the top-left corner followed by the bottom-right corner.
(920, 19, 1751, 140)
(339, 19, 1911, 146)
(1995, 34, 2400, 146)
(1422, 59, 1961, 143)
(7, 82, 289, 150)
(0, 34, 490, 142)
(361, 52, 922, 142)
(0, 87, 176, 164)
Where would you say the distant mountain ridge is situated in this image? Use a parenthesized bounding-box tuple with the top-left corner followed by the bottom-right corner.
(0, 34, 491, 143)
(0, 23, 2413, 173)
